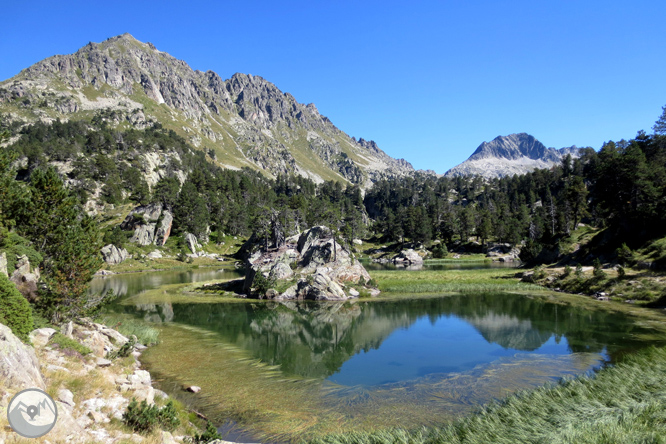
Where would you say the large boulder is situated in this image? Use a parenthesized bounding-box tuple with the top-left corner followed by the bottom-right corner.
(0, 323, 46, 391)
(392, 249, 424, 266)
(10, 255, 40, 301)
(101, 244, 129, 265)
(154, 210, 173, 246)
(243, 226, 375, 299)
(184, 232, 201, 254)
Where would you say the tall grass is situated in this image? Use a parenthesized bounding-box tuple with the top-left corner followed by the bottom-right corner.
(98, 314, 160, 345)
(371, 269, 541, 294)
(310, 346, 666, 444)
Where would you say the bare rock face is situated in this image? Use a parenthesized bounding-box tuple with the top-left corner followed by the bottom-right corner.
(0, 323, 46, 390)
(154, 210, 173, 246)
(101, 244, 129, 265)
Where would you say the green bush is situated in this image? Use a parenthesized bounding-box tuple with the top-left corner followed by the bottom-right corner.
(575, 263, 584, 278)
(593, 258, 606, 279)
(0, 273, 34, 342)
(192, 421, 222, 444)
(252, 272, 276, 295)
(123, 398, 180, 433)
(432, 242, 448, 259)
(561, 265, 572, 279)
(616, 243, 634, 266)
(0, 231, 43, 273)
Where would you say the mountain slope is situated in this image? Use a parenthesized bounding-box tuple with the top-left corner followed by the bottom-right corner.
(445, 133, 583, 178)
(0, 34, 413, 186)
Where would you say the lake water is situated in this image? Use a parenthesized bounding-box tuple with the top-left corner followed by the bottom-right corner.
(95, 265, 666, 439)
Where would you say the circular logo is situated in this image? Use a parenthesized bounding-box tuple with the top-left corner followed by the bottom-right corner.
(7, 388, 58, 438)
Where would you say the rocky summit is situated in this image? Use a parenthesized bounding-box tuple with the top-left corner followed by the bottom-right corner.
(0, 34, 413, 187)
(445, 133, 584, 179)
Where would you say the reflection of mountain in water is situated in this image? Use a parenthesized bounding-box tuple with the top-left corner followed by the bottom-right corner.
(129, 293, 656, 379)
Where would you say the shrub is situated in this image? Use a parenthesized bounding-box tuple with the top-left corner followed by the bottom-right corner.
(593, 258, 606, 279)
(0, 273, 34, 342)
(617, 265, 626, 279)
(123, 398, 180, 433)
(367, 278, 378, 287)
(561, 265, 572, 279)
(123, 399, 158, 433)
(192, 421, 222, 444)
(575, 264, 584, 278)
(432, 242, 448, 259)
(252, 272, 276, 295)
(616, 243, 634, 266)
(533, 265, 546, 280)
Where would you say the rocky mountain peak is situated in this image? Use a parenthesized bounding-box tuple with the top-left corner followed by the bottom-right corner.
(1, 34, 414, 187)
(445, 133, 583, 179)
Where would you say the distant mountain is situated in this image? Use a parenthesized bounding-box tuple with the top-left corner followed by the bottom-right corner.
(445, 133, 583, 179)
(0, 34, 413, 187)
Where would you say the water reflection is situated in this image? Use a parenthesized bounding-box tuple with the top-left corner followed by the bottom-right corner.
(122, 293, 661, 386)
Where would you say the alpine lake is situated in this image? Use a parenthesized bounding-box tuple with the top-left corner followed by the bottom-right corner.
(93, 262, 666, 442)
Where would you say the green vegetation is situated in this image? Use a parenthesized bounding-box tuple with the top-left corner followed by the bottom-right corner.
(310, 346, 666, 444)
(370, 268, 541, 294)
(98, 314, 160, 345)
(122, 398, 180, 433)
(0, 272, 34, 342)
(48, 332, 92, 355)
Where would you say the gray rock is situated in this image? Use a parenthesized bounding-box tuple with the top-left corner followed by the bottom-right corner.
(61, 321, 73, 338)
(1, 324, 46, 390)
(29, 327, 57, 347)
(96, 357, 112, 367)
(392, 249, 424, 266)
(57, 388, 75, 408)
(184, 232, 201, 253)
(154, 210, 173, 246)
(0, 251, 7, 276)
(131, 223, 157, 246)
(9, 255, 40, 300)
(146, 250, 163, 259)
(186, 385, 201, 393)
(101, 244, 129, 265)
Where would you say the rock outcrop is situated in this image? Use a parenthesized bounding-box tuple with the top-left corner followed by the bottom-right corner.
(0, 323, 45, 390)
(101, 244, 129, 265)
(9, 254, 40, 301)
(242, 226, 376, 301)
(0, 320, 174, 444)
(445, 133, 584, 179)
(120, 204, 173, 246)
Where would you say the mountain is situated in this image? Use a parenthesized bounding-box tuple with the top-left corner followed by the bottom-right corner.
(445, 133, 583, 178)
(0, 34, 413, 187)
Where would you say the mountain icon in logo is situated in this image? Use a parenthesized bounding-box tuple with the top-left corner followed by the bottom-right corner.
(7, 388, 58, 438)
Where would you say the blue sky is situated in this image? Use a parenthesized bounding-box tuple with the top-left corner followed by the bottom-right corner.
(2, 0, 665, 173)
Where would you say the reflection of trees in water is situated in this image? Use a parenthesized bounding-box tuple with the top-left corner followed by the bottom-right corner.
(130, 293, 656, 379)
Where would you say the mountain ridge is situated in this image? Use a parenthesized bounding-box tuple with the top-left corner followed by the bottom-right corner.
(0, 33, 414, 187)
(445, 133, 584, 178)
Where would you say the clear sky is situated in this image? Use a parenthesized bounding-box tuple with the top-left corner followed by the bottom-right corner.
(2, 0, 665, 173)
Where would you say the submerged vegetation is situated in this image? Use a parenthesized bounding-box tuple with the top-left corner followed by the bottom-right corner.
(310, 346, 666, 444)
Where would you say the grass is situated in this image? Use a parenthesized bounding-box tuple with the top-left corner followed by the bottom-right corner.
(48, 332, 92, 355)
(310, 345, 666, 444)
(97, 314, 161, 345)
(370, 268, 541, 295)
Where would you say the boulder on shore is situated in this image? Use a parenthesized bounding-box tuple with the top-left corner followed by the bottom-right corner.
(392, 249, 424, 266)
(241, 226, 376, 301)
(101, 244, 129, 265)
